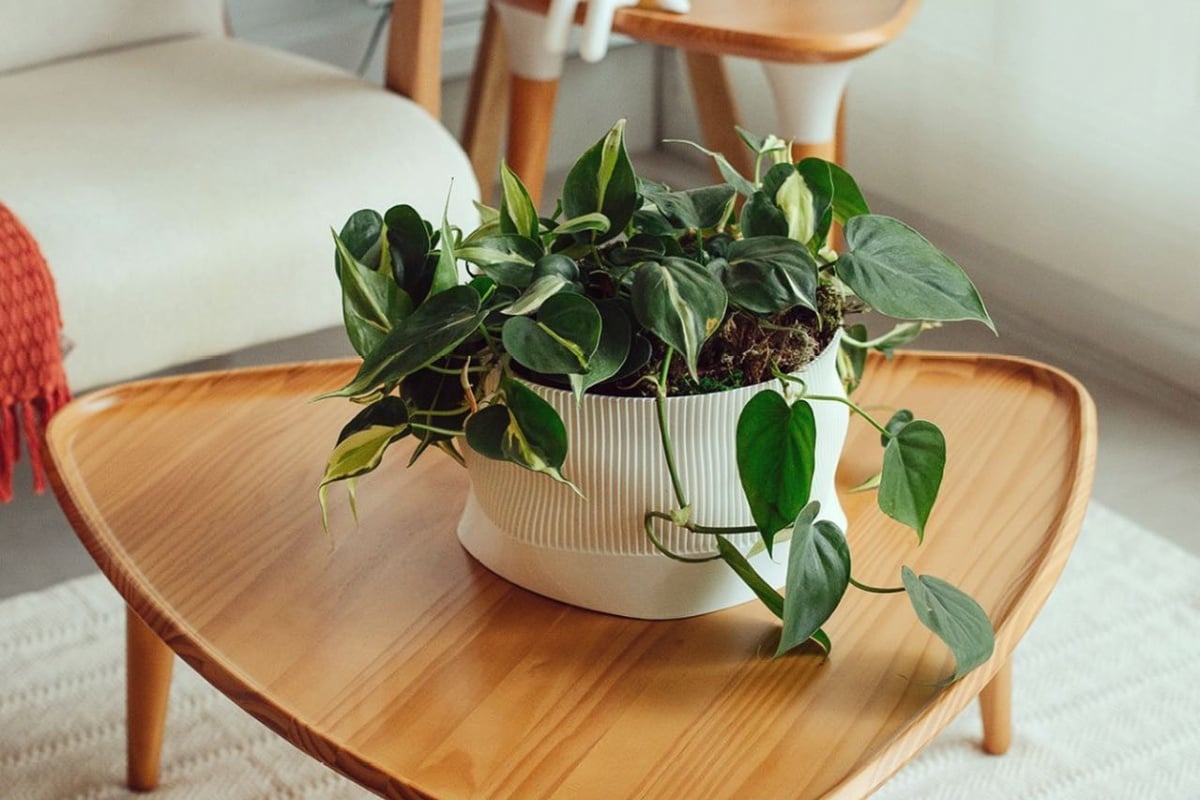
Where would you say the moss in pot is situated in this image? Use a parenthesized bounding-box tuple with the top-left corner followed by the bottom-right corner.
(318, 121, 996, 682)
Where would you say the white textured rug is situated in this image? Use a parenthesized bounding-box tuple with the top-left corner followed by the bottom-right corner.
(1, 503, 1198, 800)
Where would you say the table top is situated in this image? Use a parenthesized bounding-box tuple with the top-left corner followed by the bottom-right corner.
(503, 0, 922, 62)
(46, 351, 1095, 800)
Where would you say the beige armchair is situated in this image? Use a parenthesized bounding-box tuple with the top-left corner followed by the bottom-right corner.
(0, 0, 477, 391)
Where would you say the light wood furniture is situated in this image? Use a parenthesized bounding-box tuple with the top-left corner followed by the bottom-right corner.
(467, 0, 922, 203)
(45, 352, 1095, 798)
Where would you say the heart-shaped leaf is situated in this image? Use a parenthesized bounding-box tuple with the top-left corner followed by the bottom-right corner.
(739, 190, 789, 238)
(464, 404, 510, 460)
(568, 299, 632, 398)
(881, 409, 915, 447)
(837, 215, 995, 331)
(797, 157, 869, 224)
(777, 502, 851, 657)
(321, 285, 484, 399)
(902, 567, 995, 681)
(333, 232, 411, 357)
(879, 419, 946, 541)
(630, 258, 727, 380)
(720, 237, 818, 314)
(337, 209, 384, 271)
(736, 391, 817, 554)
(502, 293, 602, 375)
(501, 378, 575, 488)
(562, 120, 637, 242)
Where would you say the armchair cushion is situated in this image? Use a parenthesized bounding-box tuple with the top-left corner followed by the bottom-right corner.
(0, 36, 479, 390)
(0, 0, 224, 74)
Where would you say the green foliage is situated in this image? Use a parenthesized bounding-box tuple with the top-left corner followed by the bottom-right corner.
(317, 119, 997, 684)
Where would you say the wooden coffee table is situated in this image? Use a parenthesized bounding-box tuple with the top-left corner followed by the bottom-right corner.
(45, 352, 1095, 799)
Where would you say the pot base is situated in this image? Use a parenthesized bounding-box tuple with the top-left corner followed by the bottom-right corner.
(458, 489, 801, 620)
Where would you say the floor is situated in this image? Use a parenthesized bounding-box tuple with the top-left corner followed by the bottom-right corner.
(1, 152, 1197, 600)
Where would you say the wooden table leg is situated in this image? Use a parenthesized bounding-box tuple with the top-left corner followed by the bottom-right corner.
(979, 660, 1012, 755)
(126, 606, 174, 791)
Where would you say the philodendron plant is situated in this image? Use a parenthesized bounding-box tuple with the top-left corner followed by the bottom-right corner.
(318, 120, 997, 682)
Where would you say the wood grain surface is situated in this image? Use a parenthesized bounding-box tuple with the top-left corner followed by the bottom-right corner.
(45, 352, 1095, 799)
(499, 0, 922, 63)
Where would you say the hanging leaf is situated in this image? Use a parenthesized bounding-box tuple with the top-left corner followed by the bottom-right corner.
(879, 419, 946, 541)
(320, 285, 484, 399)
(837, 216, 995, 331)
(719, 237, 819, 314)
(501, 293, 602, 374)
(499, 161, 541, 239)
(736, 391, 817, 554)
(501, 378, 576, 488)
(335, 396, 409, 443)
(562, 120, 638, 242)
(317, 416, 410, 523)
(630, 257, 727, 380)
(568, 299, 633, 398)
(902, 567, 995, 681)
(464, 403, 511, 460)
(777, 502, 851, 657)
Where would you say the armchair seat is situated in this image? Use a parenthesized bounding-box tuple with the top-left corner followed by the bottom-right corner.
(1, 34, 477, 391)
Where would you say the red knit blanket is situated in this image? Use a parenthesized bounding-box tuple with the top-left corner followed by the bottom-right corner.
(0, 203, 70, 502)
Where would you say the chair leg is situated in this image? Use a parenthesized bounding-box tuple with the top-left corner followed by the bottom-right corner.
(126, 606, 174, 791)
(463, 3, 510, 204)
(979, 660, 1013, 755)
(683, 51, 753, 182)
(494, 2, 567, 206)
(761, 60, 857, 164)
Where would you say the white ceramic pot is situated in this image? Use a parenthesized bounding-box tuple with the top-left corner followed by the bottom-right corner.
(457, 334, 849, 619)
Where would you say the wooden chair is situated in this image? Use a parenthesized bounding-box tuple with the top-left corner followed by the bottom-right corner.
(462, 0, 922, 204)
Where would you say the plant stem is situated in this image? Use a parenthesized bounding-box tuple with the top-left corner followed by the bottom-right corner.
(423, 364, 490, 376)
(849, 576, 905, 594)
(644, 512, 721, 563)
(688, 523, 761, 535)
(408, 422, 465, 437)
(804, 393, 892, 439)
(653, 348, 689, 509)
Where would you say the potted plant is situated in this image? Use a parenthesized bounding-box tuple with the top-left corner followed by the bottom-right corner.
(318, 120, 996, 682)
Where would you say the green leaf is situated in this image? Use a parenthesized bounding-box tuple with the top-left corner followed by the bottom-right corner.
(457, 234, 543, 269)
(429, 200, 460, 299)
(797, 157, 870, 223)
(685, 184, 737, 229)
(882, 409, 915, 447)
(838, 216, 995, 331)
(715, 537, 784, 618)
(333, 231, 410, 357)
(720, 237, 818, 314)
(337, 209, 384, 270)
(902, 567, 995, 681)
(665, 138, 757, 197)
(503, 274, 571, 316)
(639, 180, 700, 229)
(879, 420, 946, 541)
(736, 391, 817, 554)
(550, 212, 611, 237)
(501, 378, 575, 487)
(321, 285, 484, 399)
(383, 205, 430, 288)
(630, 258, 727, 380)
(562, 120, 638, 242)
(739, 190, 789, 238)
(777, 502, 851, 657)
(501, 293, 602, 374)
(336, 396, 409, 443)
(464, 404, 510, 460)
(319, 420, 409, 490)
(568, 299, 632, 398)
(499, 161, 540, 239)
(531, 253, 581, 283)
